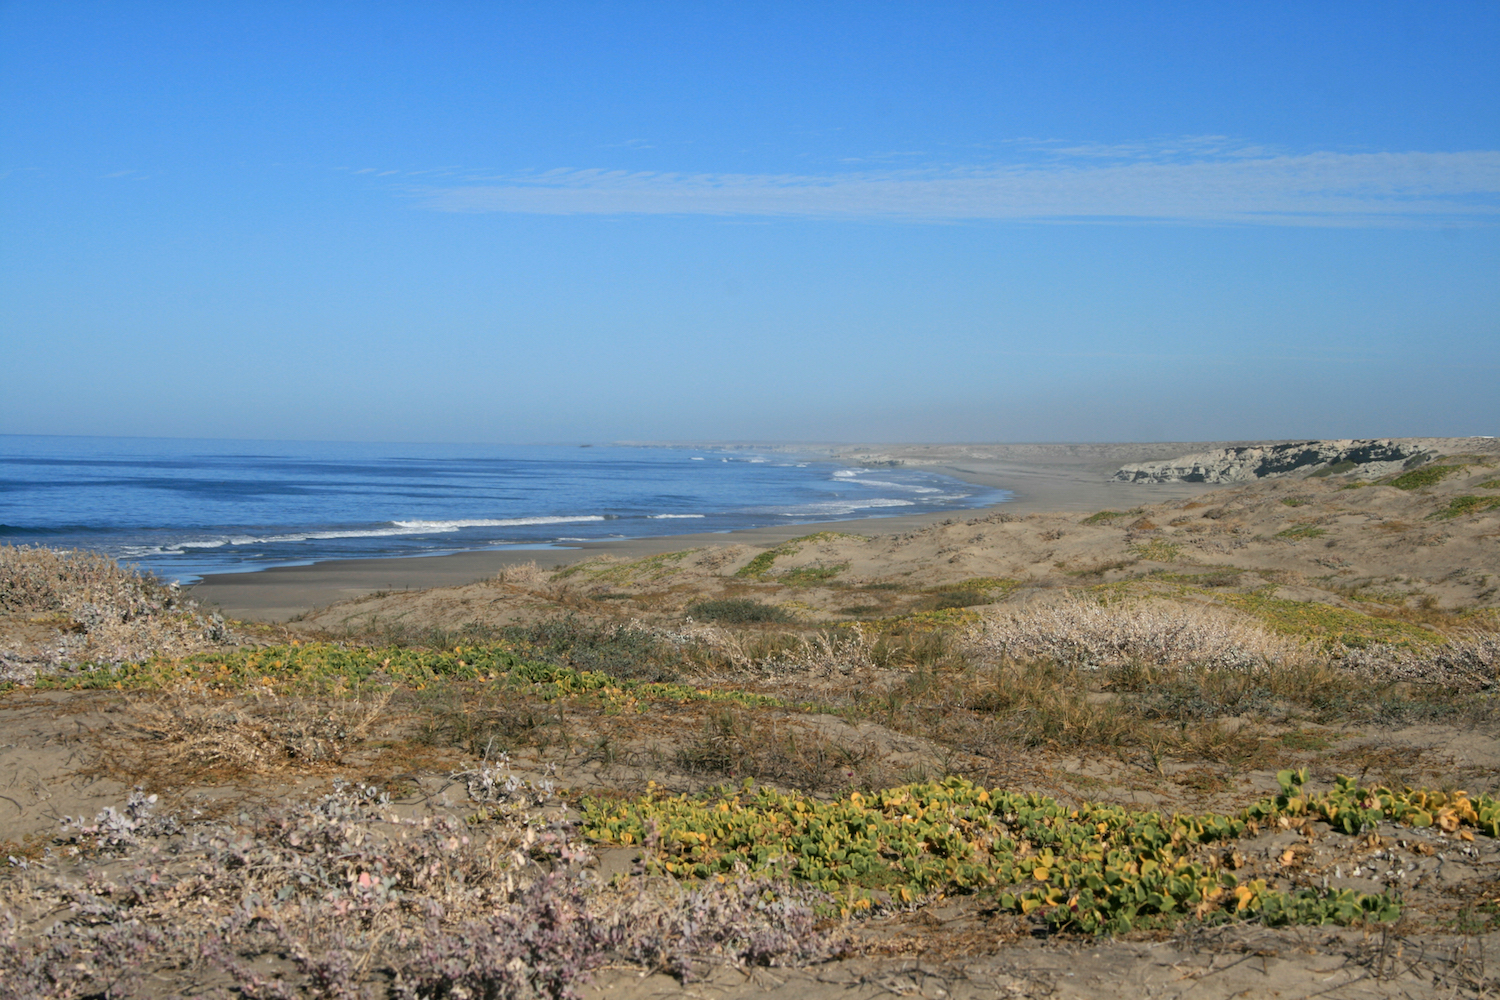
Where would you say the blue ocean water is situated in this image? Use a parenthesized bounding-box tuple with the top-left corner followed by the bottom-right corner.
(0, 436, 1008, 583)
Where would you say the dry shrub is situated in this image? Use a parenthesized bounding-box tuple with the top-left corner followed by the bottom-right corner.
(1340, 632, 1500, 690)
(659, 619, 876, 678)
(968, 596, 1301, 670)
(120, 688, 392, 778)
(0, 545, 233, 683)
(0, 544, 142, 613)
(0, 769, 842, 999)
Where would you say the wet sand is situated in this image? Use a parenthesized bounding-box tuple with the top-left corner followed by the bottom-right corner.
(188, 443, 1226, 621)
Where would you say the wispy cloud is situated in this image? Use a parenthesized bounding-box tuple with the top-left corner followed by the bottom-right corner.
(408, 144, 1500, 226)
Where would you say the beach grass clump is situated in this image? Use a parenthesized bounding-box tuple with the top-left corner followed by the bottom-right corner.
(1275, 524, 1327, 540)
(674, 707, 890, 792)
(687, 598, 791, 624)
(1081, 510, 1126, 525)
(1158, 568, 1244, 588)
(927, 577, 1020, 597)
(917, 589, 994, 611)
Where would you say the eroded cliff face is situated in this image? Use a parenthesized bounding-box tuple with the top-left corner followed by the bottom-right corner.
(1112, 438, 1486, 484)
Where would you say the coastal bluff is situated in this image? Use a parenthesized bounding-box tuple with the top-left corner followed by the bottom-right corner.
(1113, 436, 1497, 485)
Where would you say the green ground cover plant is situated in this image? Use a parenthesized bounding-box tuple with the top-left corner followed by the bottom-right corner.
(1215, 590, 1440, 650)
(1389, 464, 1466, 490)
(27, 642, 785, 710)
(1130, 539, 1182, 562)
(1275, 524, 1327, 540)
(736, 533, 857, 580)
(687, 598, 791, 623)
(582, 769, 1484, 933)
(780, 563, 849, 586)
(1430, 495, 1500, 519)
(553, 549, 696, 584)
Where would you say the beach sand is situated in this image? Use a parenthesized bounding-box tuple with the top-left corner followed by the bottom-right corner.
(188, 442, 1226, 621)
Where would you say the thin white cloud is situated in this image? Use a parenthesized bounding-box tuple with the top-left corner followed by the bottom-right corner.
(411, 147, 1500, 225)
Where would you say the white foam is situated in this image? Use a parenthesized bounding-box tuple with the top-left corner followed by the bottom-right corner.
(691, 457, 705, 461)
(648, 514, 705, 519)
(775, 498, 916, 516)
(228, 527, 440, 545)
(391, 516, 606, 530)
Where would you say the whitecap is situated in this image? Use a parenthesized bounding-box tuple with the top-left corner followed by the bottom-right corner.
(772, 498, 917, 516)
(391, 516, 606, 529)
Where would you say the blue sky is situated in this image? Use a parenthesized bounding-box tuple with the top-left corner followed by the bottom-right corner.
(3, 1, 1497, 444)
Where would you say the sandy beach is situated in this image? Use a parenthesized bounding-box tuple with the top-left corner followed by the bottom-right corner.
(188, 442, 1230, 621)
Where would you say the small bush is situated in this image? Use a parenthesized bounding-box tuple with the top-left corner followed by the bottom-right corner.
(687, 599, 790, 624)
(1276, 524, 1327, 540)
(780, 563, 847, 586)
(503, 616, 683, 681)
(0, 545, 233, 682)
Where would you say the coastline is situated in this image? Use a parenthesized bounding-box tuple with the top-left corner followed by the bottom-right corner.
(188, 443, 1224, 621)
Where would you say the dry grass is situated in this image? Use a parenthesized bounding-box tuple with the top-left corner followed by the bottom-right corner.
(675, 708, 895, 792)
(118, 687, 393, 780)
(491, 559, 552, 589)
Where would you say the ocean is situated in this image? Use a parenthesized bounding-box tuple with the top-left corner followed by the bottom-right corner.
(0, 436, 1007, 583)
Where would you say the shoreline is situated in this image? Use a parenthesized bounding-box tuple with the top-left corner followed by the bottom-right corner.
(188, 444, 1223, 621)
